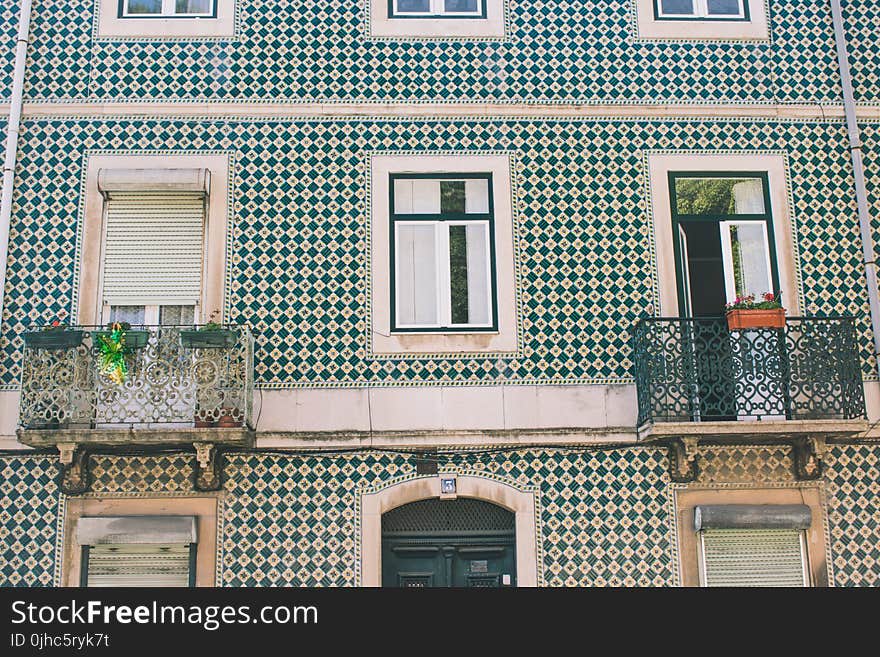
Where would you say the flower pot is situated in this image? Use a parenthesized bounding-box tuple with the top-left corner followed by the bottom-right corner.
(194, 417, 216, 428)
(179, 329, 238, 349)
(217, 408, 241, 428)
(726, 308, 786, 331)
(22, 330, 84, 350)
(93, 329, 150, 350)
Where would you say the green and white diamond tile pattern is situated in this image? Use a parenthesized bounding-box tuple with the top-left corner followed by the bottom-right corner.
(219, 447, 674, 587)
(843, 0, 880, 105)
(0, 3, 16, 102)
(0, 116, 874, 388)
(2, 445, 879, 587)
(823, 445, 880, 587)
(15, 1, 876, 104)
(0, 455, 62, 587)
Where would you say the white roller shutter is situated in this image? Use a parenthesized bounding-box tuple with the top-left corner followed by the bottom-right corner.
(700, 529, 808, 587)
(102, 193, 205, 306)
(86, 543, 192, 587)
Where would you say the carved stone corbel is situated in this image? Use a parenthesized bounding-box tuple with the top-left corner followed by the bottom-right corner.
(194, 442, 222, 491)
(57, 442, 90, 495)
(793, 436, 827, 480)
(667, 437, 700, 483)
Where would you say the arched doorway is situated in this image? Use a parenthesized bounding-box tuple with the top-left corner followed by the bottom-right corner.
(381, 498, 516, 588)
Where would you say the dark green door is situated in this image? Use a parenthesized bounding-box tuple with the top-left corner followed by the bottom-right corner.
(381, 498, 516, 588)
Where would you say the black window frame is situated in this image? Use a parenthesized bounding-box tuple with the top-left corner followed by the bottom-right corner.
(389, 172, 498, 333)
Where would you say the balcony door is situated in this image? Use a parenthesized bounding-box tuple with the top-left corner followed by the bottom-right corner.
(670, 173, 785, 421)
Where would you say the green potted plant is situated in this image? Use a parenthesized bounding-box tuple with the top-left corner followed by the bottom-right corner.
(22, 319, 84, 350)
(725, 292, 786, 330)
(92, 321, 150, 351)
(179, 310, 238, 349)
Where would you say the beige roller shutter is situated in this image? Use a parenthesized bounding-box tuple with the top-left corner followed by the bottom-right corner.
(700, 529, 809, 587)
(102, 193, 205, 305)
(86, 544, 193, 587)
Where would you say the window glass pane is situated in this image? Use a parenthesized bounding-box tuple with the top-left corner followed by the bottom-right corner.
(175, 0, 212, 14)
(674, 177, 766, 215)
(445, 0, 479, 12)
(707, 0, 742, 16)
(465, 179, 490, 213)
(110, 305, 146, 326)
(159, 305, 195, 326)
(449, 225, 470, 324)
(397, 0, 431, 12)
(660, 0, 696, 15)
(397, 224, 438, 326)
(441, 181, 466, 214)
(465, 224, 490, 324)
(126, 0, 162, 14)
(728, 223, 772, 299)
(393, 179, 441, 214)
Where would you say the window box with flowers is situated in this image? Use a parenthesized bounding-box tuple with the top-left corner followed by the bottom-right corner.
(725, 292, 785, 330)
(179, 311, 239, 349)
(22, 320, 85, 350)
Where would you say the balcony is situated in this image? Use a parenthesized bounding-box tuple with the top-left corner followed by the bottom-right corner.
(16, 325, 254, 492)
(631, 316, 867, 450)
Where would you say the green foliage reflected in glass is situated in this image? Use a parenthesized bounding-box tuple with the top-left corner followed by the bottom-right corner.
(675, 178, 738, 215)
(449, 225, 469, 324)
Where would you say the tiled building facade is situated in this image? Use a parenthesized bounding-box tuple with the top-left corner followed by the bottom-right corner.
(1, 0, 879, 587)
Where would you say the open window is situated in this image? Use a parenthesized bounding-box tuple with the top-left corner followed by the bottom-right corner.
(391, 174, 496, 332)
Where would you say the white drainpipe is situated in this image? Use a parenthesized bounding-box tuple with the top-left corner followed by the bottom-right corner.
(829, 0, 880, 381)
(0, 0, 32, 325)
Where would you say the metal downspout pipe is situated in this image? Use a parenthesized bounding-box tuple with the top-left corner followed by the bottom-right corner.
(0, 0, 32, 326)
(829, 0, 880, 383)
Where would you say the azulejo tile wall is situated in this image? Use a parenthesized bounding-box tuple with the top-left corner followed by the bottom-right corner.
(2, 444, 879, 587)
(16, 1, 877, 104)
(0, 116, 874, 388)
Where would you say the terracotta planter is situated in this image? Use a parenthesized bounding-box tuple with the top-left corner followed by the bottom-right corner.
(726, 308, 786, 331)
(194, 417, 216, 428)
(217, 408, 241, 428)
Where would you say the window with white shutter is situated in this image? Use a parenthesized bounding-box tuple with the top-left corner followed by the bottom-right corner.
(699, 529, 809, 587)
(84, 544, 194, 587)
(77, 516, 198, 588)
(101, 193, 206, 308)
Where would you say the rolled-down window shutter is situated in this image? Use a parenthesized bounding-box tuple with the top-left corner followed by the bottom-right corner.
(700, 529, 808, 587)
(102, 193, 205, 306)
(86, 544, 193, 587)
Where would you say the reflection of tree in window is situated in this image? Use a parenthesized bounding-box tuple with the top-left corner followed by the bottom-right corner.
(675, 178, 737, 215)
(729, 225, 744, 296)
(449, 226, 469, 324)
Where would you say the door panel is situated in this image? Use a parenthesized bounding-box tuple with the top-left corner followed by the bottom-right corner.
(382, 537, 515, 588)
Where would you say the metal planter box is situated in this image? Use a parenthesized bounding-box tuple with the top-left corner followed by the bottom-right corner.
(22, 330, 85, 350)
(92, 330, 150, 350)
(179, 329, 238, 349)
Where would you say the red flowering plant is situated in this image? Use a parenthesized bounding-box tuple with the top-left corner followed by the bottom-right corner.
(40, 312, 70, 331)
(724, 291, 784, 312)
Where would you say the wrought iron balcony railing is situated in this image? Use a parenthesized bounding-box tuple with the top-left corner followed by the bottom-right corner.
(631, 316, 865, 426)
(18, 325, 253, 431)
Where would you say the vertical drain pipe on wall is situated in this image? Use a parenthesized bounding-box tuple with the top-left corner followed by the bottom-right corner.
(829, 0, 880, 382)
(0, 0, 32, 325)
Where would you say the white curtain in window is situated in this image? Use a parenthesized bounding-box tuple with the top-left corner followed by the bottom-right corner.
(396, 224, 438, 326)
(732, 178, 765, 214)
(175, 0, 212, 14)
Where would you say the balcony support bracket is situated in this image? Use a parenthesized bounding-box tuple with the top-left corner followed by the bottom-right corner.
(194, 442, 222, 491)
(793, 436, 827, 481)
(57, 442, 90, 495)
(667, 437, 700, 483)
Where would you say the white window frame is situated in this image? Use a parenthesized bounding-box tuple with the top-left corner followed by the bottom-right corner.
(391, 0, 485, 18)
(393, 219, 494, 331)
(633, 0, 768, 41)
(369, 0, 506, 39)
(656, 0, 746, 20)
(369, 153, 519, 356)
(121, 0, 216, 18)
(719, 220, 774, 304)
